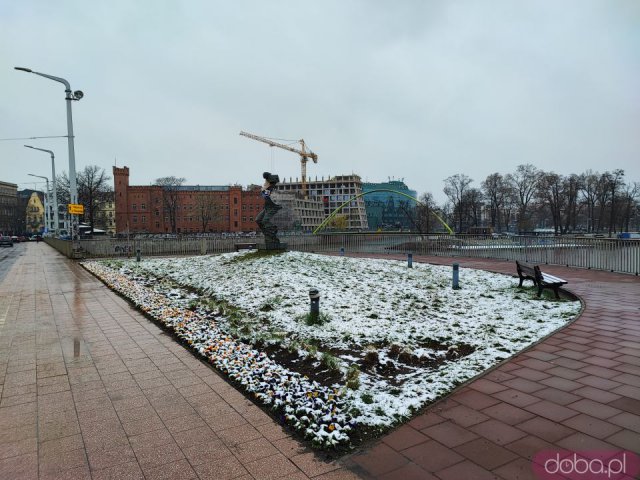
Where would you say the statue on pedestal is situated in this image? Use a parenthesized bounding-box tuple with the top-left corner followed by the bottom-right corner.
(256, 172, 283, 249)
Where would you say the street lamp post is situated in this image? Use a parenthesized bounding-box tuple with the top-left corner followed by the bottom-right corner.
(25, 145, 59, 236)
(28, 174, 50, 234)
(15, 67, 83, 244)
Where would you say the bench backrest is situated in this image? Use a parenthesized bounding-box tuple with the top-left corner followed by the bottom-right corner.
(516, 260, 536, 278)
(532, 265, 546, 283)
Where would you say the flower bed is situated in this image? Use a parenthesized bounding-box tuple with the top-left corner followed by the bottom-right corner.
(83, 251, 580, 448)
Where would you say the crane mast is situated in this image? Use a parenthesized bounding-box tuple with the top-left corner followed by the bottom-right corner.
(239, 131, 318, 198)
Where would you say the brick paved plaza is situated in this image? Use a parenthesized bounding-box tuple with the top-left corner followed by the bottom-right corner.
(1, 244, 639, 479)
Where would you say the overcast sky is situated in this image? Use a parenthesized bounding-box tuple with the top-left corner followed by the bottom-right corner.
(2, 1, 638, 203)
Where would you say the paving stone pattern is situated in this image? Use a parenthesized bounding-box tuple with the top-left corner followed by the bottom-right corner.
(343, 253, 640, 479)
(0, 244, 358, 480)
(1, 245, 639, 479)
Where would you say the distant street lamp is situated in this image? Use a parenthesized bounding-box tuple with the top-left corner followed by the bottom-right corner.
(28, 173, 51, 234)
(25, 145, 59, 236)
(15, 66, 83, 243)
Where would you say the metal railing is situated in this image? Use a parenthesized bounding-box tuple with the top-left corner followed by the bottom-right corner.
(45, 233, 640, 275)
(296, 233, 639, 275)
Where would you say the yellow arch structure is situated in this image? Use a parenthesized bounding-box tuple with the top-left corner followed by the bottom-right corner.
(312, 189, 454, 235)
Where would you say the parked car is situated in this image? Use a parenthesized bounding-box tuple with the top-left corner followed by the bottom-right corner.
(0, 235, 14, 247)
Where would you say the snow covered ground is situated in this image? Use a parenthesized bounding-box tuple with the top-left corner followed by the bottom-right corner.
(83, 251, 581, 448)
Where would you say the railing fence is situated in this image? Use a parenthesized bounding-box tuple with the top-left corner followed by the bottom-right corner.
(45, 233, 640, 275)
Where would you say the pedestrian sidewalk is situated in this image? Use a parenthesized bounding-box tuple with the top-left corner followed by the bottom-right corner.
(345, 254, 640, 479)
(1, 245, 639, 480)
(0, 244, 358, 480)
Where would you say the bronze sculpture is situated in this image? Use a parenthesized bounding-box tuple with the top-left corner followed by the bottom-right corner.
(256, 172, 283, 249)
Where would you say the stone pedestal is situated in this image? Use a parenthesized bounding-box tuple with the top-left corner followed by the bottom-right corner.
(257, 242, 288, 251)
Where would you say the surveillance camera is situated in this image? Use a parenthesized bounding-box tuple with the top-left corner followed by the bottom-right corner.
(73, 90, 84, 100)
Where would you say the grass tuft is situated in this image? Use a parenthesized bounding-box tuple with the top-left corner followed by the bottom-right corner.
(227, 250, 284, 264)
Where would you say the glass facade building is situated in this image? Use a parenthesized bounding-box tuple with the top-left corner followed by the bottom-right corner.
(361, 180, 418, 231)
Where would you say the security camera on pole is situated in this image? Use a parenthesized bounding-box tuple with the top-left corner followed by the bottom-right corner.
(15, 67, 84, 247)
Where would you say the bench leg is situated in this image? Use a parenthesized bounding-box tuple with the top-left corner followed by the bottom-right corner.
(553, 287, 560, 299)
(518, 278, 524, 287)
(537, 285, 543, 297)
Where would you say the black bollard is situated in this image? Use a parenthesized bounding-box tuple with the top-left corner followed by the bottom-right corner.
(136, 249, 141, 262)
(340, 247, 344, 256)
(309, 288, 320, 321)
(452, 262, 460, 289)
(408, 252, 413, 268)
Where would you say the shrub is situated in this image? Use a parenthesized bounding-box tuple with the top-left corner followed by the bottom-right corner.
(298, 312, 331, 326)
(320, 352, 340, 371)
(361, 393, 374, 404)
(345, 365, 360, 390)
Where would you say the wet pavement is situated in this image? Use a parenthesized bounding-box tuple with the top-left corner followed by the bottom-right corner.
(0, 244, 358, 480)
(0, 242, 27, 283)
(0, 244, 639, 479)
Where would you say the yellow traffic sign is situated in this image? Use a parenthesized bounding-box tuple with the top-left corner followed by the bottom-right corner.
(68, 203, 84, 215)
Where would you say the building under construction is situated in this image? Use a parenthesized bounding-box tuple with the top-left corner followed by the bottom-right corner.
(269, 191, 325, 232)
(239, 131, 368, 231)
(277, 175, 369, 230)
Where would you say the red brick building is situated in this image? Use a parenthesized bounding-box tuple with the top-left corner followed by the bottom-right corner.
(113, 166, 263, 234)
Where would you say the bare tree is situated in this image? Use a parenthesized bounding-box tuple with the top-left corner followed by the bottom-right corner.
(537, 171, 565, 233)
(194, 191, 222, 232)
(607, 169, 625, 236)
(443, 174, 473, 233)
(400, 192, 439, 233)
(562, 174, 582, 233)
(506, 164, 540, 233)
(580, 170, 600, 233)
(154, 176, 185, 233)
(481, 173, 510, 232)
(461, 188, 484, 229)
(78, 166, 113, 234)
(618, 181, 638, 233)
(56, 172, 70, 206)
(594, 172, 611, 232)
(56, 166, 112, 234)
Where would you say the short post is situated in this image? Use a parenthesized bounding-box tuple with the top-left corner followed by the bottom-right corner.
(309, 288, 320, 321)
(452, 262, 460, 289)
(408, 252, 413, 268)
(136, 248, 141, 262)
(340, 247, 344, 256)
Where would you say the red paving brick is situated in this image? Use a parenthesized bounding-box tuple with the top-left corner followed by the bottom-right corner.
(438, 403, 490, 427)
(435, 460, 499, 480)
(342, 254, 640, 478)
(2, 245, 640, 479)
(381, 426, 429, 450)
(401, 439, 463, 472)
(422, 420, 479, 447)
(453, 437, 519, 470)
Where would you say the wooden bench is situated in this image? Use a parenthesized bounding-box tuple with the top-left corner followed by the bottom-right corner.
(234, 242, 257, 251)
(516, 261, 568, 299)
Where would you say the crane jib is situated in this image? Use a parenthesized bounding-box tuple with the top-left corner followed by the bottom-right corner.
(240, 130, 319, 197)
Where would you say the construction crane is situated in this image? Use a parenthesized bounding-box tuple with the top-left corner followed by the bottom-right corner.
(239, 131, 318, 198)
